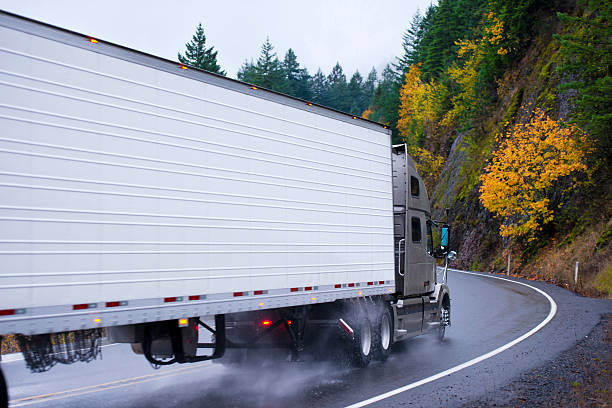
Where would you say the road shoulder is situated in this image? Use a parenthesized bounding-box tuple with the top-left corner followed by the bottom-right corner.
(463, 313, 611, 407)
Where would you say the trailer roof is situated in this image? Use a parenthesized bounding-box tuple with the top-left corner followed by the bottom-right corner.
(0, 10, 392, 136)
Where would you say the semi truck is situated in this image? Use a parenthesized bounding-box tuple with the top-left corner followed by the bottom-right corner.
(0, 10, 454, 403)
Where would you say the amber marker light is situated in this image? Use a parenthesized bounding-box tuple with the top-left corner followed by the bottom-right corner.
(94, 317, 101, 323)
(352, 116, 357, 119)
(180, 65, 188, 70)
(178, 318, 189, 327)
(89, 38, 98, 44)
(251, 86, 258, 90)
(307, 102, 313, 106)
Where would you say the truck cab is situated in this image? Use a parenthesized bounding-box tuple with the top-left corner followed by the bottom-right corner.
(392, 144, 450, 341)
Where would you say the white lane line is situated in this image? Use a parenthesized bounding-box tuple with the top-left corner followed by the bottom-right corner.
(345, 269, 558, 408)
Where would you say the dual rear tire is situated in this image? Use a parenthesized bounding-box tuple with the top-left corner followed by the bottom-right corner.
(350, 305, 393, 367)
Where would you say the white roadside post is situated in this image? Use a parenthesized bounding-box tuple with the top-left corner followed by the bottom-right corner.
(574, 262, 579, 290)
(507, 253, 511, 276)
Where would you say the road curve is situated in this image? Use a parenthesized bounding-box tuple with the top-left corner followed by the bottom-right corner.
(2, 270, 610, 408)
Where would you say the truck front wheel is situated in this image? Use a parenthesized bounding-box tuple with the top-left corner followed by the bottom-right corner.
(350, 317, 372, 368)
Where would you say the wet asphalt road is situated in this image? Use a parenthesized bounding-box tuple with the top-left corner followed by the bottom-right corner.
(2, 270, 610, 408)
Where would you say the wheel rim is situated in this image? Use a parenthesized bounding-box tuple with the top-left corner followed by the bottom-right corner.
(381, 313, 391, 350)
(439, 307, 447, 339)
(361, 322, 371, 356)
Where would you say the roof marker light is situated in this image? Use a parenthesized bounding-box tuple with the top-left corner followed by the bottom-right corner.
(233, 292, 244, 297)
(307, 103, 313, 106)
(180, 65, 188, 70)
(94, 317, 101, 323)
(178, 318, 189, 327)
(251, 86, 258, 90)
(352, 116, 357, 119)
(259, 302, 264, 306)
(0, 309, 15, 316)
(189, 295, 200, 301)
(334, 284, 341, 288)
(89, 38, 98, 44)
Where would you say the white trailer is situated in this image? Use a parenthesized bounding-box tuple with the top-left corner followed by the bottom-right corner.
(0, 11, 453, 401)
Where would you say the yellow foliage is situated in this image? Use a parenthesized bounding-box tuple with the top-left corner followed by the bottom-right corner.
(409, 146, 445, 193)
(483, 11, 510, 55)
(398, 64, 427, 146)
(442, 11, 510, 126)
(361, 108, 373, 120)
(398, 64, 446, 147)
(479, 109, 590, 240)
(442, 39, 482, 127)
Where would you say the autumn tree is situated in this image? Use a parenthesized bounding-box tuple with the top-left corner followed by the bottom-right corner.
(411, 146, 445, 194)
(479, 109, 590, 241)
(398, 63, 446, 149)
(178, 23, 225, 75)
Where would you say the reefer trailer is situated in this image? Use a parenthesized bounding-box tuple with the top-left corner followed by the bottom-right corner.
(0, 10, 453, 399)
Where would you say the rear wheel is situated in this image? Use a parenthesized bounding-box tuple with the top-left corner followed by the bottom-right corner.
(373, 307, 393, 361)
(350, 317, 372, 368)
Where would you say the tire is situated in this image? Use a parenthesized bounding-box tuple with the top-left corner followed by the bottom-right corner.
(373, 307, 393, 361)
(350, 317, 372, 368)
(0, 364, 8, 408)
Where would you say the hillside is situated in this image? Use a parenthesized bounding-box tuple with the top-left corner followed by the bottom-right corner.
(408, 0, 611, 297)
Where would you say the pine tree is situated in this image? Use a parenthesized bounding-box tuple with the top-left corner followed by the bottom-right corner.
(361, 68, 378, 113)
(311, 69, 328, 105)
(327, 62, 349, 112)
(254, 38, 288, 93)
(178, 23, 225, 75)
(369, 64, 401, 142)
(395, 10, 424, 75)
(347, 71, 364, 115)
(283, 49, 312, 100)
(236, 59, 258, 83)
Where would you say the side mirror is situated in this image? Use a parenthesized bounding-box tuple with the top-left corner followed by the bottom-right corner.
(447, 250, 457, 261)
(440, 225, 449, 253)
